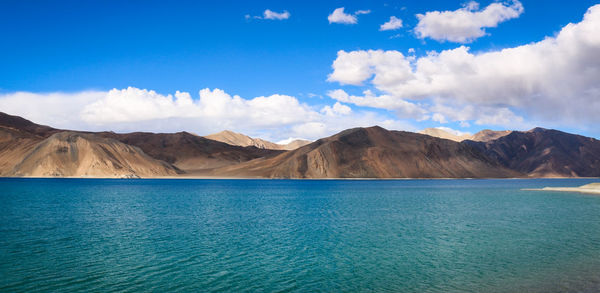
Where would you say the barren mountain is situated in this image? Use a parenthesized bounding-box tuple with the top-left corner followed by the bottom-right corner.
(6, 131, 178, 177)
(0, 125, 43, 173)
(205, 130, 282, 149)
(464, 128, 600, 177)
(213, 126, 520, 178)
(419, 128, 471, 142)
(282, 139, 311, 150)
(470, 129, 512, 142)
(205, 130, 310, 150)
(2, 112, 599, 178)
(420, 128, 511, 142)
(98, 131, 282, 173)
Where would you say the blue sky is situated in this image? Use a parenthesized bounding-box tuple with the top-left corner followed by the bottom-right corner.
(1, 0, 599, 141)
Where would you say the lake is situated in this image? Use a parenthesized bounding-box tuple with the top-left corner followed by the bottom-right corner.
(1, 178, 600, 292)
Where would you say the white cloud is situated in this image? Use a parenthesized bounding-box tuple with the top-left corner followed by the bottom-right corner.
(380, 16, 403, 31)
(263, 9, 290, 20)
(328, 7, 357, 24)
(328, 7, 370, 24)
(0, 87, 416, 141)
(246, 9, 290, 21)
(327, 89, 428, 120)
(415, 0, 524, 43)
(80, 87, 318, 129)
(321, 101, 352, 116)
(327, 4, 600, 129)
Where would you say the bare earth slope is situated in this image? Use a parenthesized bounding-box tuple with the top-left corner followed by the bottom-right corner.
(464, 128, 600, 177)
(214, 126, 520, 178)
(0, 126, 43, 173)
(205, 130, 282, 150)
(283, 139, 312, 150)
(471, 129, 512, 142)
(420, 128, 511, 142)
(419, 128, 471, 142)
(98, 131, 283, 173)
(7, 132, 178, 177)
(205, 130, 310, 150)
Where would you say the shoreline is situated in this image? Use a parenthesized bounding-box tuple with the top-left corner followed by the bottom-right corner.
(1, 176, 599, 181)
(523, 183, 600, 195)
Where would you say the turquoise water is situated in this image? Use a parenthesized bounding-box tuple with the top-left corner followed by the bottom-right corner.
(1, 179, 600, 292)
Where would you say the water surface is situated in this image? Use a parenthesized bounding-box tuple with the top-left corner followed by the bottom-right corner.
(1, 178, 600, 292)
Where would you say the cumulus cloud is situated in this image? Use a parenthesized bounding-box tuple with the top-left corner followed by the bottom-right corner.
(327, 4, 600, 129)
(320, 101, 352, 116)
(380, 16, 403, 31)
(0, 87, 416, 141)
(328, 7, 370, 24)
(415, 0, 524, 43)
(263, 9, 290, 20)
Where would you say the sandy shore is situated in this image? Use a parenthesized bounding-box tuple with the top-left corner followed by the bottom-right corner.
(524, 183, 600, 195)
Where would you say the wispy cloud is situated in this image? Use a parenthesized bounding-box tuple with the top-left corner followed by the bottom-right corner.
(263, 9, 290, 20)
(246, 9, 290, 21)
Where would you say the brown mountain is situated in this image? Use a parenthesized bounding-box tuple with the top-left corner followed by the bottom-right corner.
(0, 111, 60, 138)
(470, 129, 512, 142)
(97, 131, 282, 174)
(0, 112, 281, 177)
(4, 131, 178, 178)
(283, 139, 312, 150)
(419, 128, 471, 142)
(2, 112, 599, 178)
(205, 130, 310, 150)
(0, 124, 44, 173)
(464, 128, 600, 177)
(212, 126, 520, 178)
(420, 128, 511, 142)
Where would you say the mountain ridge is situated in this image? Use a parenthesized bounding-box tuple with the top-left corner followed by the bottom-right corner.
(1, 112, 599, 179)
(205, 130, 311, 150)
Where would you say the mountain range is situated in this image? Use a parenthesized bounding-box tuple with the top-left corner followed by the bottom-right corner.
(1, 112, 599, 178)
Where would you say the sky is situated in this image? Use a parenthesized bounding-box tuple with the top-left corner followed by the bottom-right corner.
(1, 0, 599, 142)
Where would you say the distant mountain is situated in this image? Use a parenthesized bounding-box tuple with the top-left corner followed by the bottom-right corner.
(420, 128, 511, 142)
(282, 139, 312, 150)
(213, 126, 519, 178)
(464, 128, 600, 177)
(4, 131, 178, 178)
(2, 112, 599, 178)
(0, 112, 281, 177)
(205, 130, 310, 150)
(98, 131, 282, 173)
(419, 128, 471, 142)
(470, 129, 512, 142)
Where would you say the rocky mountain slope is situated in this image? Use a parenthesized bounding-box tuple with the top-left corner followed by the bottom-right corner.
(4, 131, 178, 177)
(213, 126, 520, 178)
(420, 128, 512, 142)
(205, 130, 310, 150)
(464, 128, 600, 177)
(2, 112, 599, 178)
(98, 131, 282, 173)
